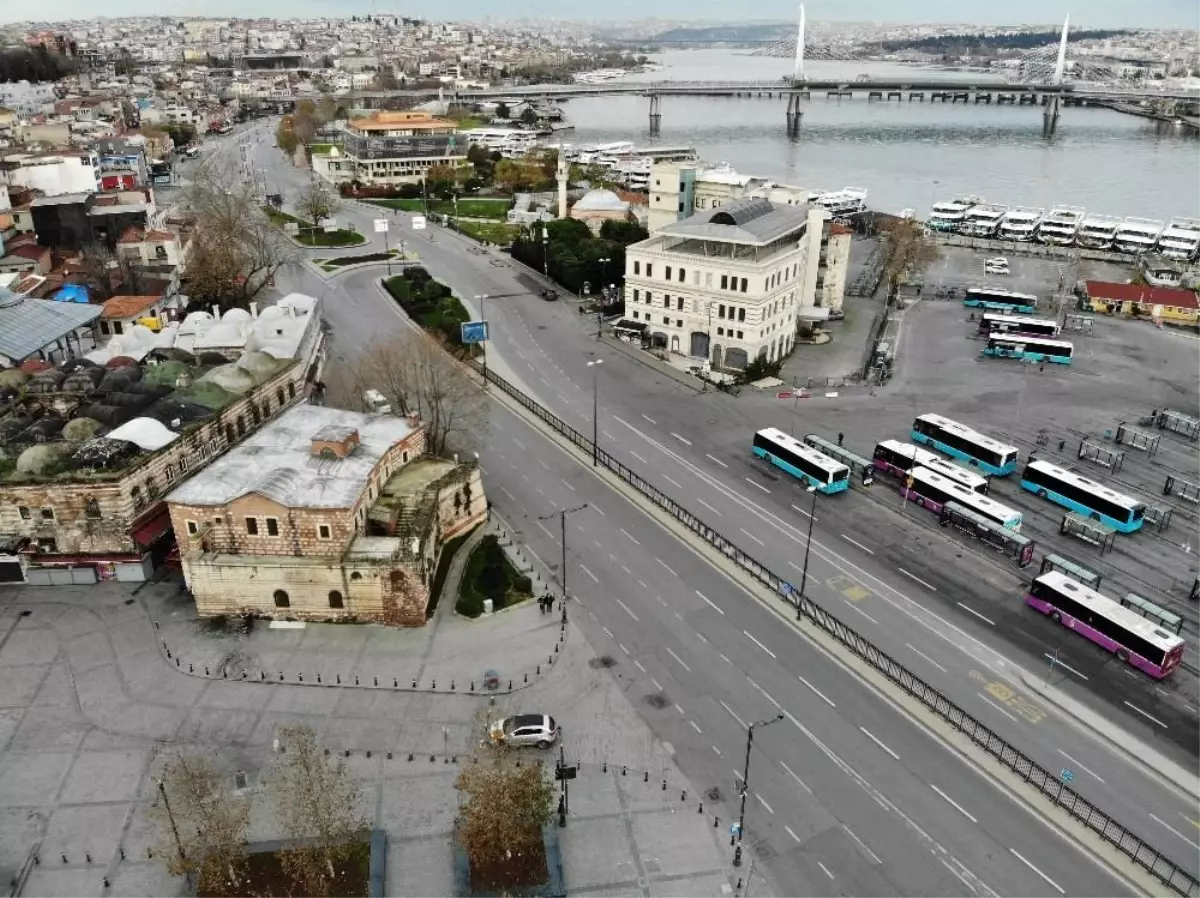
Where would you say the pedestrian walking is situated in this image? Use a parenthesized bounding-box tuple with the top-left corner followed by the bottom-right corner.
(837, 432, 844, 447)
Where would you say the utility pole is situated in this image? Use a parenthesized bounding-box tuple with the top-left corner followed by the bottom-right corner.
(587, 359, 602, 465)
(734, 714, 784, 867)
(539, 504, 587, 603)
(796, 485, 817, 618)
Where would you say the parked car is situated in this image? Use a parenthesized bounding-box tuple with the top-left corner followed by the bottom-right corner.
(984, 257, 1010, 275)
(540, 289, 558, 301)
(488, 714, 558, 749)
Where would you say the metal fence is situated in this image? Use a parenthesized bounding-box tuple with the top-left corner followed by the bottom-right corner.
(475, 360, 1200, 898)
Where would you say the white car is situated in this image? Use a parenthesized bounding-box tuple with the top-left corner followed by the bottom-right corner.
(985, 258, 1010, 275)
(488, 714, 558, 749)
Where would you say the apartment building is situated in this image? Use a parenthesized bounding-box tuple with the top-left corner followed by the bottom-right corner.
(338, 111, 468, 186)
(167, 405, 487, 626)
(623, 197, 826, 371)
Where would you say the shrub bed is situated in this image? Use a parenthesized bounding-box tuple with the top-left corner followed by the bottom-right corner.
(382, 269, 478, 354)
(456, 534, 533, 618)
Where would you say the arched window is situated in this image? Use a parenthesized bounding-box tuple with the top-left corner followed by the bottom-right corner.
(350, 571, 363, 581)
(328, 590, 344, 609)
(273, 589, 290, 608)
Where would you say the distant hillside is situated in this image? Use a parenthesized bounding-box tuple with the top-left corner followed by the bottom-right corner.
(873, 28, 1130, 55)
(646, 23, 794, 44)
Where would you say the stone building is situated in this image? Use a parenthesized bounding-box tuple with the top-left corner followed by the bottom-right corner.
(0, 294, 324, 584)
(818, 223, 853, 313)
(568, 188, 634, 235)
(166, 404, 487, 626)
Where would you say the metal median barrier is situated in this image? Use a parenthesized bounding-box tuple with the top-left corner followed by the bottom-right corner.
(476, 361, 1199, 897)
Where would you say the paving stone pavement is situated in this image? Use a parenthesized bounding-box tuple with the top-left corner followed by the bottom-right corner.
(0, 582, 738, 897)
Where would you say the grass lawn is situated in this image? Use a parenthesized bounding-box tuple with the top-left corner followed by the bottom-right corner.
(367, 197, 511, 220)
(458, 220, 521, 245)
(454, 116, 487, 130)
(456, 534, 533, 618)
(263, 206, 365, 246)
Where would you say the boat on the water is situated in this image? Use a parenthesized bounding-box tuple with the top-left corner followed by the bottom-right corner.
(998, 207, 1045, 242)
(928, 195, 981, 232)
(1037, 206, 1086, 245)
(960, 203, 1008, 238)
(1076, 214, 1123, 249)
(1156, 217, 1200, 261)
(1112, 217, 1164, 255)
(813, 187, 869, 217)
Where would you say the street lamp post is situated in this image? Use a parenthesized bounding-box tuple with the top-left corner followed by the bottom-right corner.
(733, 714, 784, 867)
(542, 223, 550, 276)
(587, 359, 603, 465)
(475, 293, 489, 386)
(598, 257, 611, 304)
(796, 484, 817, 619)
(539, 504, 588, 603)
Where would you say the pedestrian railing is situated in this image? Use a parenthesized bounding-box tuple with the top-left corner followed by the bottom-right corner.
(474, 359, 1200, 898)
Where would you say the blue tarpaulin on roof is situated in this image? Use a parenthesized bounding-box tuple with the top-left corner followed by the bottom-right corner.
(53, 284, 90, 304)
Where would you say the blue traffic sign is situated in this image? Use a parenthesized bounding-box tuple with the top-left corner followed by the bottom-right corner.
(1060, 768, 1074, 784)
(461, 320, 489, 344)
(730, 822, 741, 835)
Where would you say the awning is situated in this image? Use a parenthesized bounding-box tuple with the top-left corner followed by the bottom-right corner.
(796, 307, 832, 322)
(131, 507, 174, 549)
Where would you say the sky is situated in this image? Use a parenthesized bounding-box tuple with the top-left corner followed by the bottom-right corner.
(8, 0, 1199, 28)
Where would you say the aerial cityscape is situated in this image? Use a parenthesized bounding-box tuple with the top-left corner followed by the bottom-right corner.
(0, 5, 1197, 898)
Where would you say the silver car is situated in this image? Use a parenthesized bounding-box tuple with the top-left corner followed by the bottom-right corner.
(489, 714, 558, 749)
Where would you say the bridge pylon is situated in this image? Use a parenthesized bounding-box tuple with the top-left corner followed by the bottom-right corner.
(792, 4, 806, 82)
(786, 92, 803, 137)
(1042, 14, 1069, 137)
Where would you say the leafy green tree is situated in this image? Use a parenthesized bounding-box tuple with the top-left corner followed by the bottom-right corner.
(519, 107, 539, 126)
(494, 102, 510, 119)
(599, 219, 648, 245)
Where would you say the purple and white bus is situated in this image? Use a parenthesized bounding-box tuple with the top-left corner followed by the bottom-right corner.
(903, 468, 1022, 530)
(873, 440, 990, 494)
(1026, 571, 1185, 679)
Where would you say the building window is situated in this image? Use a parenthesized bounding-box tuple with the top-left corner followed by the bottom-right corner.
(676, 297, 684, 310)
(40, 507, 55, 521)
(717, 327, 725, 336)
(646, 264, 653, 277)
(100, 321, 111, 335)
(328, 590, 344, 609)
(632, 289, 640, 303)
(676, 319, 683, 327)
(737, 330, 744, 339)
(718, 304, 726, 319)
(236, 416, 246, 437)
(665, 266, 672, 280)
(165, 465, 176, 484)
(632, 311, 639, 319)
(318, 524, 332, 540)
(225, 424, 235, 444)
(273, 589, 290, 608)
(288, 383, 296, 400)
(17, 505, 30, 520)
(36, 537, 57, 553)
(738, 308, 746, 322)
(705, 272, 713, 287)
(679, 268, 686, 283)
(402, 451, 409, 463)
(131, 486, 144, 509)
(85, 499, 101, 519)
(662, 316, 670, 325)
(245, 517, 259, 535)
(633, 261, 640, 275)
(740, 278, 748, 293)
(180, 455, 190, 473)
(720, 275, 728, 290)
(113, 321, 124, 335)
(663, 294, 669, 307)
(265, 517, 279, 537)
(186, 520, 198, 535)
(350, 571, 363, 581)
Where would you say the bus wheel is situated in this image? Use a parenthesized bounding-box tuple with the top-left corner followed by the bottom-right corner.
(1037, 489, 1048, 499)
(1116, 648, 1129, 663)
(1050, 611, 1061, 624)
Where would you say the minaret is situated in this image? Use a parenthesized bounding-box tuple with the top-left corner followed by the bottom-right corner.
(556, 143, 568, 219)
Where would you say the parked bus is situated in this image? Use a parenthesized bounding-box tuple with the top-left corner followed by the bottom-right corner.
(1026, 571, 1184, 679)
(984, 334, 1074, 365)
(963, 287, 1038, 314)
(872, 440, 990, 494)
(1019, 459, 1145, 533)
(911, 413, 1019, 476)
(978, 313, 1061, 338)
(752, 428, 850, 494)
(902, 468, 1023, 530)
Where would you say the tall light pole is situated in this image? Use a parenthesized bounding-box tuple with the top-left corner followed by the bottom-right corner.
(733, 713, 784, 867)
(475, 293, 489, 386)
(539, 503, 588, 603)
(542, 223, 550, 276)
(795, 484, 817, 619)
(587, 359, 603, 465)
(598, 257, 611, 303)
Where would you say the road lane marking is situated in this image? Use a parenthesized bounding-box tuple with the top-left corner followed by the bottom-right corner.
(841, 533, 874, 554)
(785, 825, 801, 843)
(535, 520, 556, 540)
(744, 477, 771, 493)
(580, 565, 599, 583)
(706, 453, 728, 468)
(690, 720, 703, 733)
(538, 458, 551, 470)
(739, 528, 765, 546)
(592, 505, 605, 516)
(674, 704, 685, 715)
(634, 660, 646, 672)
(619, 644, 629, 655)
(513, 439, 526, 450)
(790, 503, 815, 520)
(652, 678, 663, 691)
(602, 430, 616, 441)
(733, 769, 743, 781)
(696, 591, 725, 615)
(898, 568, 936, 591)
(1043, 653, 1089, 680)
(560, 478, 576, 491)
(630, 451, 648, 464)
(843, 826, 881, 864)
(713, 745, 722, 756)
(720, 700, 747, 729)
(658, 559, 678, 577)
(798, 675, 836, 708)
(845, 601, 879, 625)
(671, 432, 692, 446)
(929, 784, 977, 824)
(742, 630, 775, 658)
(697, 498, 722, 516)
(665, 647, 691, 672)
(720, 653, 732, 664)
(1150, 814, 1200, 851)
(664, 475, 683, 488)
(746, 676, 780, 708)
(1009, 848, 1064, 895)
(858, 727, 899, 760)
(695, 632, 708, 643)
(907, 643, 948, 673)
(615, 598, 639, 621)
(956, 602, 995, 626)
(1056, 750, 1105, 784)
(1123, 700, 1168, 728)
(500, 487, 516, 501)
(593, 540, 603, 549)
(638, 579, 648, 590)
(602, 626, 614, 638)
(643, 414, 657, 424)
(756, 794, 774, 814)
(978, 693, 1018, 723)
(818, 862, 834, 880)
(620, 528, 641, 545)
(779, 760, 812, 794)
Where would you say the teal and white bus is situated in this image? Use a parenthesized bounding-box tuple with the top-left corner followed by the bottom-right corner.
(752, 428, 850, 494)
(1020, 459, 1145, 533)
(911, 414, 1019, 476)
(984, 334, 1074, 365)
(963, 287, 1038, 314)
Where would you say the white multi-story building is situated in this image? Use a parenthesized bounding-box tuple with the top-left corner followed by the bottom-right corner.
(623, 197, 827, 372)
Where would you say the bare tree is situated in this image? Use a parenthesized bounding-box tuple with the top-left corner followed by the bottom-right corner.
(73, 240, 148, 300)
(330, 329, 488, 457)
(882, 218, 939, 289)
(182, 164, 297, 310)
(151, 751, 251, 893)
(267, 725, 368, 898)
(455, 759, 555, 880)
(294, 180, 341, 226)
